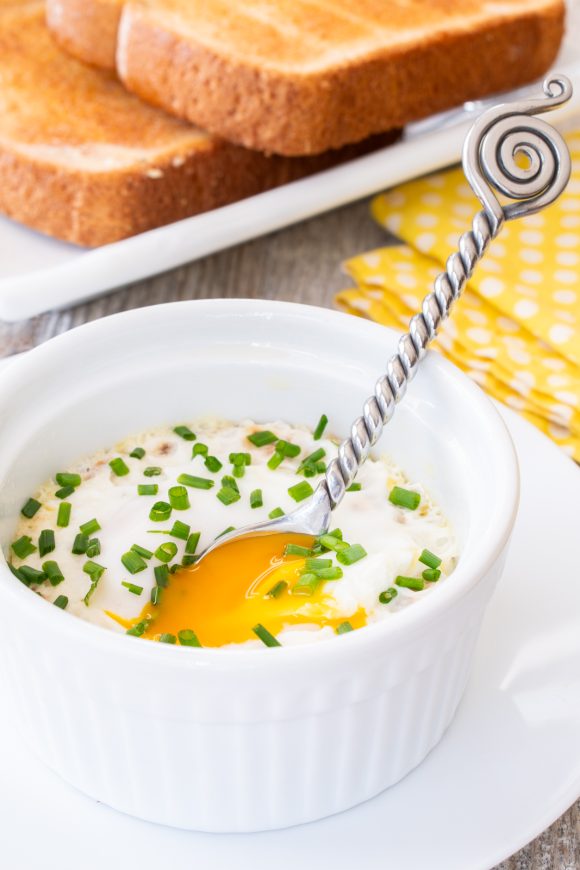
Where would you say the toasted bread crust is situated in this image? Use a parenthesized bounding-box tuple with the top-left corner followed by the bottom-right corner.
(115, 0, 565, 155)
(46, 0, 121, 70)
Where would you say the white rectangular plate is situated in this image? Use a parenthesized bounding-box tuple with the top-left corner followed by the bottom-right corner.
(0, 2, 579, 321)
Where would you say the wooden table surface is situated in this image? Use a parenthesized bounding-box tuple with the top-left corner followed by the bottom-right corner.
(0, 198, 578, 868)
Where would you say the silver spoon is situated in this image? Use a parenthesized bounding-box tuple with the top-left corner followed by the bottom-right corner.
(200, 75, 572, 562)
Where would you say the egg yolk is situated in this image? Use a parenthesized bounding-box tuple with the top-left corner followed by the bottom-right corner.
(125, 533, 366, 646)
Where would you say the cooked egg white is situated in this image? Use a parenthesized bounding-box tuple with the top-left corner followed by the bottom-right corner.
(10, 419, 457, 648)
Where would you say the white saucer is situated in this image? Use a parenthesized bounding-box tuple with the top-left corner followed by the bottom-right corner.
(0, 391, 578, 870)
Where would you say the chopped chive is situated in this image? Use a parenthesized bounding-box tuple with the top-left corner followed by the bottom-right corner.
(79, 518, 101, 536)
(121, 581, 143, 596)
(221, 475, 239, 493)
(313, 566, 343, 580)
(83, 561, 106, 604)
(204, 455, 223, 473)
(185, 532, 200, 554)
(288, 481, 314, 503)
(389, 486, 421, 510)
(379, 587, 398, 604)
(53, 595, 68, 609)
(55, 472, 81, 488)
(247, 431, 278, 447)
(151, 586, 162, 605)
(267, 452, 284, 470)
(304, 558, 332, 571)
(109, 457, 130, 477)
(86, 538, 101, 558)
(422, 568, 441, 582)
(181, 556, 198, 566)
(318, 534, 348, 552)
(329, 528, 343, 540)
(395, 575, 425, 591)
(233, 464, 245, 479)
(42, 561, 64, 586)
(217, 486, 240, 506)
(174, 425, 196, 441)
(72, 533, 89, 555)
(155, 542, 178, 563)
(7, 563, 24, 583)
(57, 502, 71, 527)
(21, 497, 42, 518)
(12, 535, 37, 559)
(159, 633, 177, 644)
(154, 564, 169, 587)
(315, 461, 326, 473)
(268, 507, 284, 519)
(252, 623, 281, 647)
(38, 530, 55, 558)
(313, 414, 328, 440)
(300, 448, 326, 468)
(266, 580, 288, 598)
(127, 617, 152, 637)
(229, 452, 251, 466)
(336, 621, 353, 634)
(131, 543, 153, 559)
(144, 466, 162, 477)
(121, 550, 147, 574)
(276, 440, 301, 458)
(19, 565, 46, 585)
(55, 485, 75, 499)
(168, 485, 190, 510)
(170, 520, 190, 540)
(138, 484, 158, 496)
(178, 629, 202, 647)
(293, 572, 323, 596)
(177, 473, 214, 490)
(130, 447, 146, 459)
(336, 544, 367, 566)
(284, 544, 312, 557)
(346, 483, 362, 492)
(216, 526, 235, 538)
(192, 443, 208, 456)
(250, 488, 263, 509)
(419, 549, 442, 570)
(149, 501, 172, 522)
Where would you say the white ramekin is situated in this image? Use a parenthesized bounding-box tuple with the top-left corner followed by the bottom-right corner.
(0, 300, 518, 832)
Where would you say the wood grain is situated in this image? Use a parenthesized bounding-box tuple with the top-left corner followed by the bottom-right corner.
(0, 197, 577, 868)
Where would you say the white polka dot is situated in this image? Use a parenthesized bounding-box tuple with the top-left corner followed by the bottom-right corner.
(479, 277, 504, 298)
(519, 248, 543, 264)
(457, 183, 472, 199)
(453, 203, 472, 217)
(464, 309, 487, 325)
(467, 358, 490, 371)
(561, 215, 580, 228)
(554, 391, 579, 406)
(467, 370, 487, 386)
(394, 260, 414, 271)
(550, 404, 573, 422)
(553, 289, 577, 304)
(519, 230, 543, 245)
(507, 346, 532, 365)
(368, 289, 384, 300)
(473, 345, 498, 358)
(509, 376, 532, 397)
(561, 198, 580, 211)
(522, 214, 545, 228)
(513, 299, 539, 319)
(366, 274, 387, 287)
(548, 422, 570, 439)
(446, 232, 459, 248)
(556, 233, 580, 248)
(547, 374, 569, 388)
(505, 395, 526, 411)
(497, 316, 519, 333)
(554, 270, 577, 285)
(549, 324, 574, 344)
(479, 258, 502, 273)
(415, 233, 436, 252)
(416, 213, 437, 228)
(519, 269, 542, 284)
(542, 357, 566, 371)
(556, 251, 578, 266)
(396, 273, 417, 289)
(426, 175, 445, 189)
(555, 310, 576, 324)
(385, 215, 401, 233)
(515, 284, 539, 299)
(402, 294, 419, 308)
(566, 179, 580, 194)
(386, 191, 406, 207)
(490, 241, 507, 257)
(562, 445, 576, 457)
(421, 193, 443, 206)
(436, 332, 453, 351)
(362, 253, 381, 268)
(466, 327, 492, 345)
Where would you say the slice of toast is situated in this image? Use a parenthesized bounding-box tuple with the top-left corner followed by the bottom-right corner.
(46, 0, 565, 156)
(0, 2, 394, 247)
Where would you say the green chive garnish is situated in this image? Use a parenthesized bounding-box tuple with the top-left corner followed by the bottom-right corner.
(121, 550, 147, 574)
(284, 544, 312, 557)
(159, 633, 177, 644)
(127, 617, 152, 637)
(53, 595, 68, 609)
(336, 621, 353, 634)
(131, 543, 153, 559)
(346, 483, 362, 492)
(38, 529, 55, 558)
(204, 456, 223, 473)
(267, 452, 284, 470)
(313, 414, 328, 440)
(12, 535, 36, 559)
(247, 431, 277, 447)
(151, 586, 162, 605)
(379, 587, 398, 604)
(422, 568, 441, 582)
(304, 558, 332, 571)
(419, 549, 442, 570)
(266, 580, 288, 598)
(121, 581, 143, 595)
(250, 489, 263, 509)
(293, 573, 322, 596)
(55, 485, 75, 499)
(174, 425, 196, 441)
(177, 473, 214, 490)
(72, 533, 89, 555)
(149, 501, 172, 522)
(216, 526, 235, 538)
(138, 484, 158, 495)
(389, 486, 421, 510)
(336, 544, 367, 566)
(217, 486, 240, 506)
(229, 452, 251, 466)
(178, 629, 202, 647)
(55, 472, 81, 488)
(395, 575, 425, 591)
(21, 498, 41, 518)
(83, 561, 106, 604)
(170, 520, 190, 540)
(312, 566, 343, 580)
(57, 502, 71, 527)
(109, 457, 130, 477)
(144, 466, 162, 477)
(318, 533, 348, 552)
(252, 623, 281, 647)
(19, 565, 46, 585)
(192, 443, 208, 456)
(130, 447, 145, 459)
(155, 541, 178, 563)
(298, 448, 326, 475)
(86, 538, 101, 558)
(168, 485, 190, 510)
(42, 560, 64, 586)
(277, 440, 301, 458)
(233, 464, 245, 479)
(79, 518, 101, 536)
(268, 507, 284, 519)
(185, 532, 200, 554)
(288, 481, 314, 503)
(154, 564, 169, 587)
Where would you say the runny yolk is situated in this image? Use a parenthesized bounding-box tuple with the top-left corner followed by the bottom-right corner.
(127, 533, 367, 646)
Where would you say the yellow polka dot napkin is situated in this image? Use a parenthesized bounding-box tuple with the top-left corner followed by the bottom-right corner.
(336, 131, 580, 461)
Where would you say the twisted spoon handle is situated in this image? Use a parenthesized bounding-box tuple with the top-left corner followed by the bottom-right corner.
(323, 76, 572, 508)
